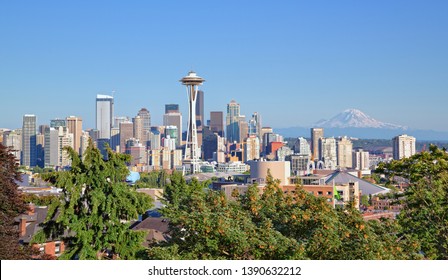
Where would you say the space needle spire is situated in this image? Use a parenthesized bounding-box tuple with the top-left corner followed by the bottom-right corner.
(180, 71, 205, 174)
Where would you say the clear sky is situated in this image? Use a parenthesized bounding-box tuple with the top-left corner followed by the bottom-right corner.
(1, 0, 447, 131)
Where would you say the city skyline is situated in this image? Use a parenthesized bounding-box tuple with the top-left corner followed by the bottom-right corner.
(1, 1, 448, 131)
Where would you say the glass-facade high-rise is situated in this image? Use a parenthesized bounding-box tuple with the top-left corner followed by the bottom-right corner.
(226, 100, 240, 143)
(22, 114, 37, 167)
(249, 112, 262, 137)
(96, 94, 114, 139)
(195, 90, 204, 129)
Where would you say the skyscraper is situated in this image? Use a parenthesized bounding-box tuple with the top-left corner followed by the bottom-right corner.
(243, 135, 260, 162)
(57, 126, 74, 167)
(249, 112, 262, 137)
(3, 130, 22, 163)
(260, 127, 273, 154)
(163, 112, 182, 147)
(293, 137, 311, 156)
(45, 125, 73, 167)
(36, 133, 45, 168)
(149, 128, 161, 150)
(195, 90, 204, 129)
(210, 111, 224, 137)
(96, 94, 114, 139)
(196, 90, 204, 148)
(22, 114, 37, 167)
(66, 116, 83, 154)
(311, 128, 324, 161)
(180, 71, 205, 174)
(132, 115, 144, 143)
(137, 108, 151, 131)
(319, 137, 337, 169)
(239, 115, 248, 144)
(353, 149, 370, 170)
(110, 127, 120, 152)
(337, 136, 353, 168)
(119, 121, 134, 153)
(44, 127, 59, 167)
(226, 100, 240, 143)
(393, 134, 416, 160)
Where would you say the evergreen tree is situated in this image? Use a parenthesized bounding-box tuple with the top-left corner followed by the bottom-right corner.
(37, 141, 153, 259)
(0, 143, 31, 259)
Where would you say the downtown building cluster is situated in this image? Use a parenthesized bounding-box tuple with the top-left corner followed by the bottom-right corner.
(1, 72, 417, 177)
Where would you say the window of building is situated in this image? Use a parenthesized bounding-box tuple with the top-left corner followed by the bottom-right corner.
(318, 191, 323, 195)
(55, 242, 62, 254)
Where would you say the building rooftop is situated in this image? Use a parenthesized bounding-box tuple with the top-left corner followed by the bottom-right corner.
(131, 217, 170, 245)
(96, 94, 113, 99)
(325, 171, 390, 196)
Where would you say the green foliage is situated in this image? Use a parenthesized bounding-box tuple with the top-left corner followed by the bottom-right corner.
(22, 194, 59, 206)
(148, 172, 303, 260)
(361, 195, 370, 206)
(134, 170, 169, 189)
(147, 170, 412, 260)
(32, 166, 55, 174)
(38, 140, 153, 259)
(376, 145, 448, 259)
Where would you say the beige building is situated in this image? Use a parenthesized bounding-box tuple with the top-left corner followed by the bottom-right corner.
(334, 182, 360, 210)
(133, 115, 144, 143)
(66, 116, 82, 154)
(311, 127, 324, 160)
(353, 149, 370, 170)
(243, 135, 260, 162)
(393, 134, 416, 160)
(337, 136, 353, 168)
(249, 160, 290, 186)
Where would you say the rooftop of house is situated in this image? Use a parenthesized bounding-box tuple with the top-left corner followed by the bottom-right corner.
(130, 217, 170, 246)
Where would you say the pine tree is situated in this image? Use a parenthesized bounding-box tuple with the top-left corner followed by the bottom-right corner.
(37, 141, 153, 259)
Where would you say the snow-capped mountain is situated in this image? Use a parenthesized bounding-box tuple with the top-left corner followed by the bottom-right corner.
(315, 109, 407, 129)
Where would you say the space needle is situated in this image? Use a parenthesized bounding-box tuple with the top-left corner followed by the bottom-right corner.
(180, 71, 205, 174)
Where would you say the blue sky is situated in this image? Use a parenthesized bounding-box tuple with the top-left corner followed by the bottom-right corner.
(1, 0, 447, 131)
